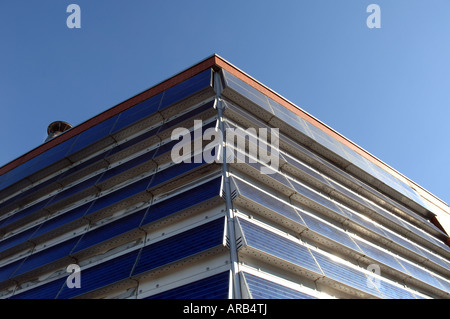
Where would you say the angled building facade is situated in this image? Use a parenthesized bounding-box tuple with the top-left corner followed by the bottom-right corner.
(0, 55, 449, 299)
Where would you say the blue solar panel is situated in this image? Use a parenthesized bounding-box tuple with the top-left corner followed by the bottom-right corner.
(243, 272, 316, 299)
(141, 177, 221, 226)
(10, 277, 66, 299)
(72, 207, 147, 253)
(376, 279, 416, 299)
(146, 271, 229, 299)
(14, 236, 80, 277)
(397, 259, 445, 290)
(0, 258, 23, 282)
(57, 248, 141, 299)
(233, 178, 306, 227)
(0, 196, 54, 228)
(132, 217, 225, 276)
(87, 176, 152, 215)
(238, 218, 321, 274)
(298, 211, 362, 252)
(66, 115, 119, 156)
(30, 202, 93, 239)
(110, 92, 163, 134)
(352, 238, 407, 274)
(96, 148, 158, 184)
(290, 179, 341, 213)
(48, 174, 101, 206)
(0, 225, 38, 252)
(282, 154, 328, 184)
(311, 250, 382, 297)
(159, 69, 213, 109)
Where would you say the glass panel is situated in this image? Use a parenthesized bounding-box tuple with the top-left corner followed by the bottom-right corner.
(0, 258, 23, 282)
(146, 271, 229, 299)
(243, 272, 316, 299)
(30, 202, 93, 239)
(290, 179, 340, 213)
(376, 279, 416, 299)
(311, 250, 382, 297)
(0, 196, 54, 228)
(233, 178, 305, 227)
(222, 70, 273, 114)
(282, 153, 327, 184)
(397, 259, 445, 290)
(299, 211, 361, 252)
(110, 92, 163, 134)
(141, 177, 221, 226)
(352, 237, 407, 274)
(97, 148, 158, 184)
(337, 205, 389, 238)
(48, 174, 101, 207)
(14, 236, 81, 277)
(239, 218, 321, 274)
(132, 217, 225, 276)
(10, 277, 66, 299)
(159, 69, 213, 110)
(66, 115, 119, 156)
(87, 176, 152, 214)
(57, 248, 140, 299)
(72, 207, 148, 253)
(0, 225, 39, 252)
(326, 179, 371, 207)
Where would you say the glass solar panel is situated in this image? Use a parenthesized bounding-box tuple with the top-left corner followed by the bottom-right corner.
(233, 178, 306, 227)
(311, 250, 382, 297)
(132, 217, 225, 277)
(146, 271, 229, 299)
(243, 272, 316, 299)
(10, 277, 66, 299)
(57, 248, 141, 299)
(14, 236, 81, 277)
(299, 211, 362, 252)
(238, 218, 321, 274)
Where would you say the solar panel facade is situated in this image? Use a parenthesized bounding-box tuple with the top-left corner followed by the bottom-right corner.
(0, 55, 448, 299)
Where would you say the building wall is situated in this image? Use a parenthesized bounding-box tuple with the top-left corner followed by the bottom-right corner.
(0, 57, 449, 299)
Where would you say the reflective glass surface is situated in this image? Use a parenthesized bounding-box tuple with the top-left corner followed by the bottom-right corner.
(239, 218, 321, 274)
(243, 272, 316, 299)
(146, 271, 229, 299)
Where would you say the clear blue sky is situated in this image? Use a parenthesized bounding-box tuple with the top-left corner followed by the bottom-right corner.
(1, 1, 449, 205)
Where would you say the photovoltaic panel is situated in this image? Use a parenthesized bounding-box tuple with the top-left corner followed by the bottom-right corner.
(71, 207, 148, 253)
(233, 178, 306, 227)
(0, 225, 39, 252)
(243, 272, 317, 299)
(352, 237, 407, 274)
(30, 201, 93, 239)
(397, 258, 446, 291)
(57, 248, 141, 299)
(145, 271, 230, 299)
(311, 250, 382, 297)
(298, 211, 361, 252)
(9, 277, 66, 299)
(141, 177, 221, 226)
(159, 69, 213, 109)
(374, 278, 416, 299)
(132, 217, 225, 277)
(238, 218, 321, 274)
(14, 236, 81, 277)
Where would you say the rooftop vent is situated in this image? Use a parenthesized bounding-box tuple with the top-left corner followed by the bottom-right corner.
(45, 121, 72, 142)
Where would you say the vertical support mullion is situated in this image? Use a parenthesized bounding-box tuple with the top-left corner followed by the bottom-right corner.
(214, 70, 242, 299)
